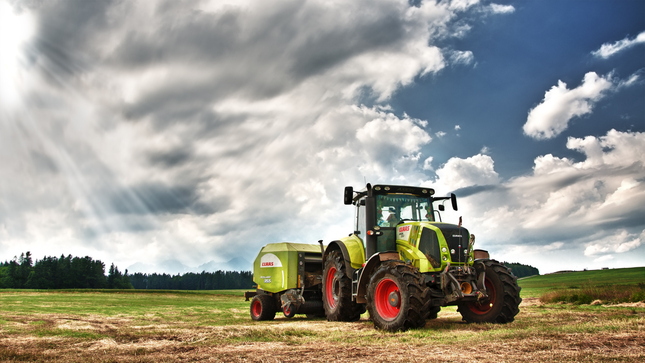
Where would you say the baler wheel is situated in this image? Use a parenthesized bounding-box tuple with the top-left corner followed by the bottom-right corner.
(457, 259, 522, 324)
(283, 303, 296, 318)
(366, 261, 426, 331)
(250, 294, 277, 321)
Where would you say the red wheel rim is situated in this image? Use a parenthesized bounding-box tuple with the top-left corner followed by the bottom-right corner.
(325, 266, 338, 308)
(252, 299, 262, 317)
(284, 304, 292, 315)
(374, 278, 400, 320)
(468, 278, 496, 314)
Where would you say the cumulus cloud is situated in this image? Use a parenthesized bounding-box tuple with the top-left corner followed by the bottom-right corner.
(435, 154, 499, 190)
(488, 4, 515, 14)
(592, 30, 645, 59)
(522, 72, 637, 139)
(584, 230, 644, 256)
(423, 156, 434, 171)
(2, 0, 504, 271)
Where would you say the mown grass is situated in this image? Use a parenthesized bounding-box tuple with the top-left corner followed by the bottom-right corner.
(0, 268, 643, 362)
(540, 283, 645, 304)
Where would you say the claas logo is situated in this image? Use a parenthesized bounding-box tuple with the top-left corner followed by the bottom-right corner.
(259, 253, 282, 268)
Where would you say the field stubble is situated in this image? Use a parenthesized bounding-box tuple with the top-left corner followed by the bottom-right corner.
(0, 291, 644, 362)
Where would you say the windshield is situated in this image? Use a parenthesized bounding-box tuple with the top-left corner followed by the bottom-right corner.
(376, 194, 433, 227)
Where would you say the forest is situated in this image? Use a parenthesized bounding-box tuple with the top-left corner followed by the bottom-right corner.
(128, 271, 253, 290)
(503, 262, 540, 278)
(0, 252, 253, 290)
(0, 252, 133, 289)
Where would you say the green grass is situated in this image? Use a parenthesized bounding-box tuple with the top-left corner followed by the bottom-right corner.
(0, 290, 250, 327)
(518, 267, 645, 299)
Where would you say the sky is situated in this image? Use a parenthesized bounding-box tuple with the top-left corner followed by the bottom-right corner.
(1, 0, 643, 275)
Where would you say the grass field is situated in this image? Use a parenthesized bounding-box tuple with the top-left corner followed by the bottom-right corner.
(1, 268, 644, 362)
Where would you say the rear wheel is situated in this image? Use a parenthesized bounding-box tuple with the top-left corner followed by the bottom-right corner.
(457, 260, 521, 323)
(366, 261, 426, 331)
(323, 250, 364, 321)
(250, 294, 276, 321)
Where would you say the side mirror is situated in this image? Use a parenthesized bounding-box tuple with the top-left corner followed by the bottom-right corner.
(344, 186, 354, 205)
(451, 193, 458, 211)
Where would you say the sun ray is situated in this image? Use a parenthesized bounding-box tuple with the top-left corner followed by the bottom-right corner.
(0, 1, 35, 108)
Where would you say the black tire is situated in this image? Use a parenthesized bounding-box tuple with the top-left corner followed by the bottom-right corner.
(457, 259, 522, 324)
(425, 306, 441, 320)
(366, 261, 426, 331)
(322, 250, 364, 321)
(250, 294, 277, 321)
(283, 303, 296, 318)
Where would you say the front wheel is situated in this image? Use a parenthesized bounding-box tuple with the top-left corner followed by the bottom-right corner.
(250, 294, 277, 321)
(457, 260, 522, 323)
(366, 261, 426, 331)
(322, 250, 364, 321)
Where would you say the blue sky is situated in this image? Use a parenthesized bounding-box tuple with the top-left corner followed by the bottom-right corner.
(1, 0, 643, 274)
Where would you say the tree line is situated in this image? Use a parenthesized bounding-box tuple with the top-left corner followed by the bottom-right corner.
(0, 252, 133, 289)
(0, 252, 253, 290)
(503, 262, 540, 278)
(129, 271, 253, 290)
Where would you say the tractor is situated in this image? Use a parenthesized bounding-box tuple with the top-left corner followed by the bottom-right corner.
(245, 183, 521, 331)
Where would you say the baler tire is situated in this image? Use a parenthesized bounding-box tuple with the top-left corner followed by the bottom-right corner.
(283, 303, 296, 318)
(250, 294, 277, 321)
(457, 259, 522, 324)
(323, 250, 364, 321)
(366, 261, 426, 332)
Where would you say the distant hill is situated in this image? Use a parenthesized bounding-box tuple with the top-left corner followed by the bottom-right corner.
(128, 257, 252, 275)
(197, 257, 252, 272)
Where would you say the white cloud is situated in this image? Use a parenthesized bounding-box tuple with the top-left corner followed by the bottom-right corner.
(447, 50, 475, 66)
(523, 72, 614, 139)
(423, 156, 434, 171)
(592, 30, 645, 59)
(435, 154, 499, 190)
(435, 131, 447, 138)
(584, 230, 644, 256)
(449, 0, 480, 12)
(488, 4, 515, 14)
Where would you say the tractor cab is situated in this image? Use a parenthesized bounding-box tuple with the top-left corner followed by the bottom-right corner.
(345, 184, 464, 272)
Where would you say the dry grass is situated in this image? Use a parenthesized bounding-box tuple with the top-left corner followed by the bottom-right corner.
(1, 294, 644, 362)
(540, 283, 645, 305)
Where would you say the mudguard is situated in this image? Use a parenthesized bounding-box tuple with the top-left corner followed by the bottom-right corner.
(323, 234, 365, 277)
(354, 252, 400, 304)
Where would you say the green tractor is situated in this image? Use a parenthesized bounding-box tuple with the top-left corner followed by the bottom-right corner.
(246, 183, 521, 331)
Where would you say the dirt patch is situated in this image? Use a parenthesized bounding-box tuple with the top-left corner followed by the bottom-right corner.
(520, 297, 543, 306)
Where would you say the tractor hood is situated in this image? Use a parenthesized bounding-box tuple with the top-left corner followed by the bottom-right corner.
(396, 222, 473, 270)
